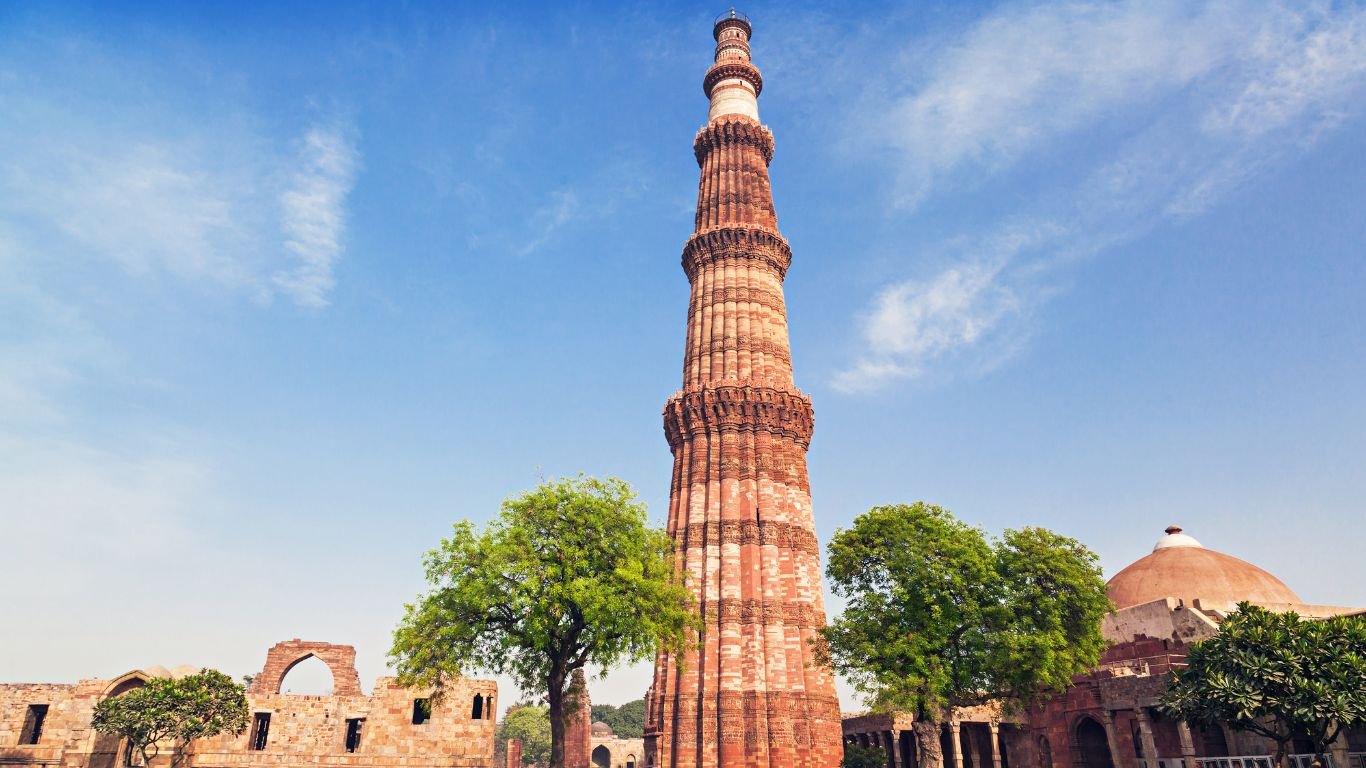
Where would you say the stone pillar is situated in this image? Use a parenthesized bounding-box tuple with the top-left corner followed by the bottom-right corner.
(1101, 711, 1132, 768)
(1135, 709, 1160, 768)
(990, 723, 1004, 768)
(507, 739, 523, 768)
(888, 731, 902, 768)
(1177, 721, 1198, 768)
(892, 729, 905, 768)
(951, 722, 966, 768)
(1220, 726, 1238, 757)
(1329, 727, 1349, 768)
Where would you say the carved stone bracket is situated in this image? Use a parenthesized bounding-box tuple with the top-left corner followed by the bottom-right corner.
(681, 225, 792, 281)
(663, 382, 813, 447)
(703, 61, 764, 100)
(693, 117, 775, 165)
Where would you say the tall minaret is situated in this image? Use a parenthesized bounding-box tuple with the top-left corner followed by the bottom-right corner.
(645, 12, 843, 768)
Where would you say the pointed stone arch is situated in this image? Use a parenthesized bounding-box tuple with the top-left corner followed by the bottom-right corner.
(277, 654, 335, 695)
(248, 640, 363, 697)
(1074, 717, 1114, 768)
(89, 671, 153, 768)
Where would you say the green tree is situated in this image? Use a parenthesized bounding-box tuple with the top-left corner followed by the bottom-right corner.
(90, 669, 249, 768)
(819, 502, 1111, 768)
(591, 699, 645, 739)
(843, 742, 890, 768)
(500, 704, 552, 768)
(390, 475, 696, 768)
(1162, 603, 1366, 768)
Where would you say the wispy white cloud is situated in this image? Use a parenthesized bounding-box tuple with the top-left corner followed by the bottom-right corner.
(509, 156, 649, 257)
(836, 0, 1366, 392)
(835, 224, 1058, 393)
(0, 45, 360, 307)
(515, 189, 581, 257)
(870, 0, 1366, 209)
(275, 127, 360, 307)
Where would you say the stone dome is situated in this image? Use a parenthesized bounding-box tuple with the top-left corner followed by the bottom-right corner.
(1106, 526, 1301, 610)
(591, 721, 615, 737)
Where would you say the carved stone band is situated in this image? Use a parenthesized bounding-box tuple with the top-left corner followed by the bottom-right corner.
(679, 519, 820, 555)
(663, 382, 814, 447)
(694, 598, 823, 628)
(681, 226, 792, 281)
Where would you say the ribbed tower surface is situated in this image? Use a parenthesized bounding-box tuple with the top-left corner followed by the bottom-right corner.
(643, 13, 843, 768)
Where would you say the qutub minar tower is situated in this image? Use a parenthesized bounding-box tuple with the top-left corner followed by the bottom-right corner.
(644, 12, 843, 768)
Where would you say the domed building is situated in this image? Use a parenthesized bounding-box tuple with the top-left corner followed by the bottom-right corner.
(589, 720, 643, 768)
(1025, 527, 1364, 768)
(842, 526, 1365, 768)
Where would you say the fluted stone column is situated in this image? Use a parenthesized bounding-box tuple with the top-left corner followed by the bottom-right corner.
(643, 11, 842, 768)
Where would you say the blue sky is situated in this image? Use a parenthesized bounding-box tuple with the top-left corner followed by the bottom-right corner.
(2, 0, 1364, 711)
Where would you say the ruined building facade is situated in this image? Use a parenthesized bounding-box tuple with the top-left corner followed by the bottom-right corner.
(0, 639, 496, 768)
(643, 13, 843, 768)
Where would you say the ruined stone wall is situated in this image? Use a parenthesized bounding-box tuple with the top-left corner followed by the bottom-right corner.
(0, 641, 496, 768)
(193, 675, 496, 768)
(0, 681, 98, 768)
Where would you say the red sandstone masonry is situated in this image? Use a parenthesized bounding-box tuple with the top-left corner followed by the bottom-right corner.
(565, 670, 592, 768)
(645, 14, 843, 768)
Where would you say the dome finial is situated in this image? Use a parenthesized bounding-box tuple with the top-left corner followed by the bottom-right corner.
(1154, 525, 1202, 551)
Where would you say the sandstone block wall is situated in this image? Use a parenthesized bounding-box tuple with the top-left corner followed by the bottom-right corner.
(0, 640, 496, 768)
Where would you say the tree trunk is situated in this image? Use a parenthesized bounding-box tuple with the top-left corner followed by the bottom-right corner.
(1273, 740, 1288, 768)
(548, 669, 566, 768)
(915, 720, 945, 768)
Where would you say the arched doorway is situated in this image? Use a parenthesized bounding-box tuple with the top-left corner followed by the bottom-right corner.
(1039, 736, 1054, 768)
(592, 745, 612, 768)
(1075, 717, 1114, 768)
(89, 674, 149, 768)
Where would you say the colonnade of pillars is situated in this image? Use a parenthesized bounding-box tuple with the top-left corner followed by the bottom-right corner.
(845, 721, 1012, 768)
(1084, 706, 1359, 768)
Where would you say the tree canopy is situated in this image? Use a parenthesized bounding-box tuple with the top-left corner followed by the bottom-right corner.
(1162, 603, 1366, 767)
(500, 704, 552, 768)
(90, 669, 249, 768)
(819, 502, 1111, 768)
(390, 475, 695, 768)
(842, 742, 890, 768)
(591, 699, 645, 739)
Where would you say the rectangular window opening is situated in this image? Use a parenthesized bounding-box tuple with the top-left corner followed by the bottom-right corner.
(412, 698, 431, 725)
(345, 718, 363, 753)
(251, 712, 271, 751)
(20, 704, 49, 745)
